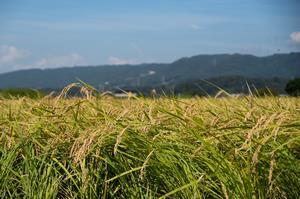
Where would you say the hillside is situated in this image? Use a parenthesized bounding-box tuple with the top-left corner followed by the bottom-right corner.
(0, 53, 299, 92)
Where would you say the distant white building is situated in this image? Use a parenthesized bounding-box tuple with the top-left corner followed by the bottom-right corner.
(114, 92, 137, 98)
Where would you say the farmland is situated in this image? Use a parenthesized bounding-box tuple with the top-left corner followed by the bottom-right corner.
(1, 89, 300, 198)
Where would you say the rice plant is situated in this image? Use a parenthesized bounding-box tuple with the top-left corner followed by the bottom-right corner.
(0, 86, 299, 198)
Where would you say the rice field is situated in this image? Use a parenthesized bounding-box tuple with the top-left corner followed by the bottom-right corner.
(1, 89, 300, 198)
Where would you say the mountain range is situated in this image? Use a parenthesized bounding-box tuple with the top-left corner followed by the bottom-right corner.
(0, 52, 299, 94)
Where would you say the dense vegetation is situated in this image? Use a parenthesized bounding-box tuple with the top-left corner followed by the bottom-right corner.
(1, 86, 299, 198)
(285, 77, 300, 96)
(0, 88, 44, 99)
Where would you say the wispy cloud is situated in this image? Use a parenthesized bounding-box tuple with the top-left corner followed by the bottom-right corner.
(0, 45, 28, 65)
(13, 14, 235, 32)
(191, 24, 203, 30)
(36, 53, 85, 68)
(14, 20, 153, 31)
(107, 56, 138, 65)
(0, 35, 17, 41)
(290, 32, 300, 43)
(130, 43, 145, 58)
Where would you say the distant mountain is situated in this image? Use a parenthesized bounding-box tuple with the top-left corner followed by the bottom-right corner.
(0, 53, 299, 93)
(164, 53, 300, 81)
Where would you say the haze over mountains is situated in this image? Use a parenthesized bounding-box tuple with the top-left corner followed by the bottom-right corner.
(0, 52, 299, 94)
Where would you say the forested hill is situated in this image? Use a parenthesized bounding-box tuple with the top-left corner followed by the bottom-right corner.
(0, 52, 299, 90)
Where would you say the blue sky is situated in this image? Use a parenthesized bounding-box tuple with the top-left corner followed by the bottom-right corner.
(0, 0, 299, 73)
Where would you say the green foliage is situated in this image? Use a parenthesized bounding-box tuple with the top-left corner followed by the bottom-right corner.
(0, 90, 300, 198)
(0, 88, 44, 99)
(285, 77, 300, 96)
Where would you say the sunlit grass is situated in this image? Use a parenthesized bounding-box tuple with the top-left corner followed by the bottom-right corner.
(0, 88, 300, 198)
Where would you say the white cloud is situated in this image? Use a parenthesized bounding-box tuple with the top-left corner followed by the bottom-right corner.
(130, 43, 145, 58)
(290, 32, 300, 43)
(0, 45, 27, 64)
(107, 56, 137, 65)
(0, 52, 86, 73)
(36, 53, 85, 68)
(191, 24, 203, 30)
